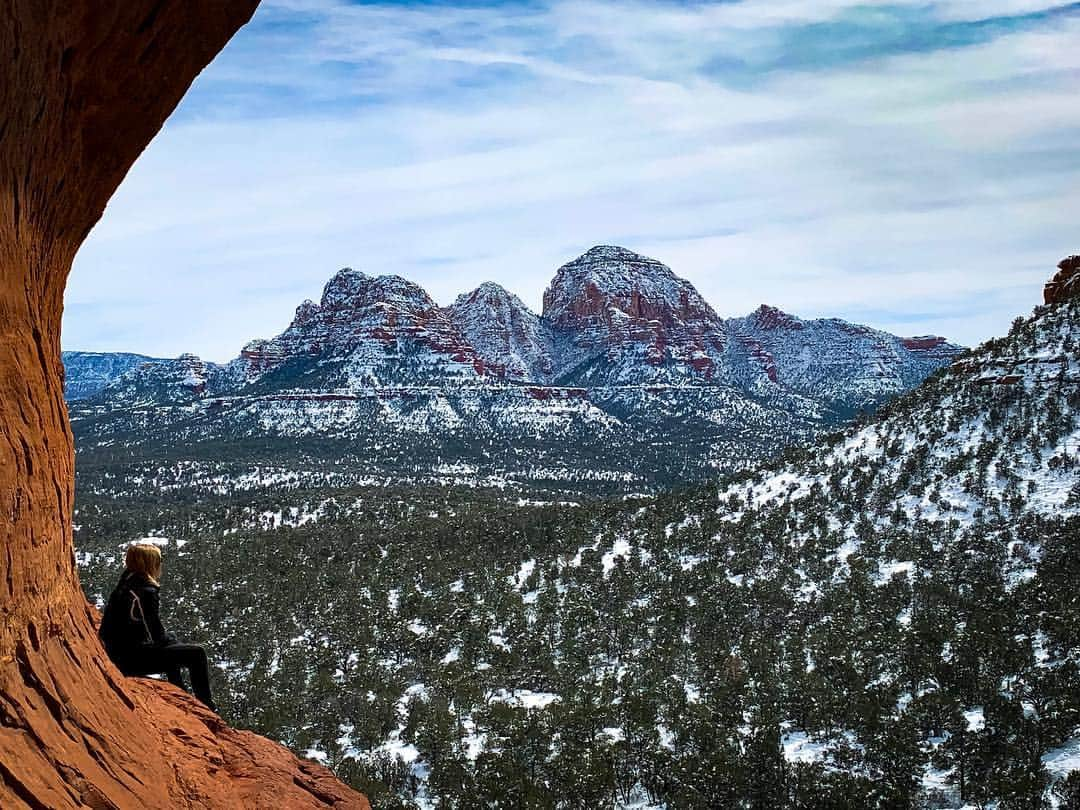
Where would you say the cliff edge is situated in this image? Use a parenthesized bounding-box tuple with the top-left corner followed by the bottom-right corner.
(0, 3, 366, 807)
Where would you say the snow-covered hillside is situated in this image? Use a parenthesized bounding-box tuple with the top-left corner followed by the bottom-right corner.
(721, 293, 1080, 531)
(621, 271, 1080, 806)
(727, 305, 962, 413)
(61, 350, 167, 400)
(65, 247, 960, 493)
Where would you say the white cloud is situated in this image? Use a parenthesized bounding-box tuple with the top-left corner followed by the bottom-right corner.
(64, 0, 1080, 360)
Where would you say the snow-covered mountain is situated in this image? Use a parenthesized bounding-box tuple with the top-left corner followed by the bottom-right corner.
(717, 260, 1080, 530)
(232, 269, 485, 387)
(712, 253, 1080, 529)
(77, 352, 224, 407)
(726, 305, 961, 414)
(61, 351, 167, 401)
(65, 247, 962, 492)
(447, 282, 555, 381)
(542, 244, 726, 383)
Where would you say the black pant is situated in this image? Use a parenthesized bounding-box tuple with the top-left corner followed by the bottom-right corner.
(121, 643, 215, 710)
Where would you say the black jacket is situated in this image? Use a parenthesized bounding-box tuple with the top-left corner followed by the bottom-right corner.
(99, 571, 174, 663)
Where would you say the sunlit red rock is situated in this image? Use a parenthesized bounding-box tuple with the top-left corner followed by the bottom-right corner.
(1044, 255, 1080, 305)
(0, 2, 367, 807)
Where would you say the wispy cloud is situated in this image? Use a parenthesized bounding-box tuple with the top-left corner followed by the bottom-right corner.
(65, 0, 1080, 360)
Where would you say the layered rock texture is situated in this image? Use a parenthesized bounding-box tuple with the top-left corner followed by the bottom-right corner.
(542, 245, 725, 378)
(66, 247, 963, 493)
(1045, 254, 1080, 305)
(74, 245, 961, 401)
(0, 2, 366, 807)
(448, 282, 555, 381)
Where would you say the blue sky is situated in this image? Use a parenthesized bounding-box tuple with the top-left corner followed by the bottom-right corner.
(64, 0, 1080, 360)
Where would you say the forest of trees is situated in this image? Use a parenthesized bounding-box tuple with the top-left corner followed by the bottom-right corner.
(75, 482, 1080, 808)
(74, 300, 1080, 807)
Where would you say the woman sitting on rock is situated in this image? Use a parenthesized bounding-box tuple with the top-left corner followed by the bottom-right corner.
(98, 542, 217, 712)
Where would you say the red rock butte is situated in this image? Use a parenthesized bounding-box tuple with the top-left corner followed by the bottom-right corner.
(1045, 255, 1080, 305)
(0, 3, 366, 807)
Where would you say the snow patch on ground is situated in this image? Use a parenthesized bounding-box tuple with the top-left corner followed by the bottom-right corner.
(603, 536, 632, 574)
(490, 689, 561, 709)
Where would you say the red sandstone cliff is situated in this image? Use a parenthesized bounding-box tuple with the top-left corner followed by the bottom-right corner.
(0, 3, 366, 807)
(1045, 255, 1080, 305)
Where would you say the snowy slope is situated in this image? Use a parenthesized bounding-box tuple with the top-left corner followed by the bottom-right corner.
(66, 247, 961, 493)
(615, 273, 1080, 805)
(61, 351, 168, 401)
(720, 296, 1080, 531)
(447, 282, 555, 381)
(728, 306, 963, 416)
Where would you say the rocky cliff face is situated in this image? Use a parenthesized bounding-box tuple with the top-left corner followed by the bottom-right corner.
(72, 246, 960, 406)
(1045, 255, 1080, 305)
(448, 282, 555, 381)
(542, 245, 728, 381)
(65, 248, 965, 494)
(542, 245, 719, 328)
(0, 3, 366, 808)
(204, 244, 955, 395)
(233, 268, 484, 385)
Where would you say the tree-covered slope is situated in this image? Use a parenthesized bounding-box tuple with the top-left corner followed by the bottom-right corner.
(76, 270, 1080, 807)
(73, 272, 1079, 808)
(719, 297, 1080, 531)
(61, 350, 168, 400)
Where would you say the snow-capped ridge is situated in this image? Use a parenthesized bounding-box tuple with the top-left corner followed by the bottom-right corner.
(538, 245, 732, 382)
(69, 248, 964, 463)
(542, 244, 718, 327)
(453, 281, 532, 313)
(61, 351, 169, 401)
(319, 267, 435, 314)
(750, 304, 804, 331)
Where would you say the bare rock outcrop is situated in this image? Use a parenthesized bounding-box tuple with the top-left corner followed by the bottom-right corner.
(1044, 255, 1080, 305)
(234, 267, 487, 381)
(0, 3, 366, 807)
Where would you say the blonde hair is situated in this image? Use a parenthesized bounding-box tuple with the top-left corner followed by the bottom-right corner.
(125, 543, 162, 585)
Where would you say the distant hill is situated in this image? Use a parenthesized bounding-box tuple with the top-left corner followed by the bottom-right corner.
(61, 350, 167, 401)
(65, 247, 960, 494)
(72, 255, 1080, 808)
